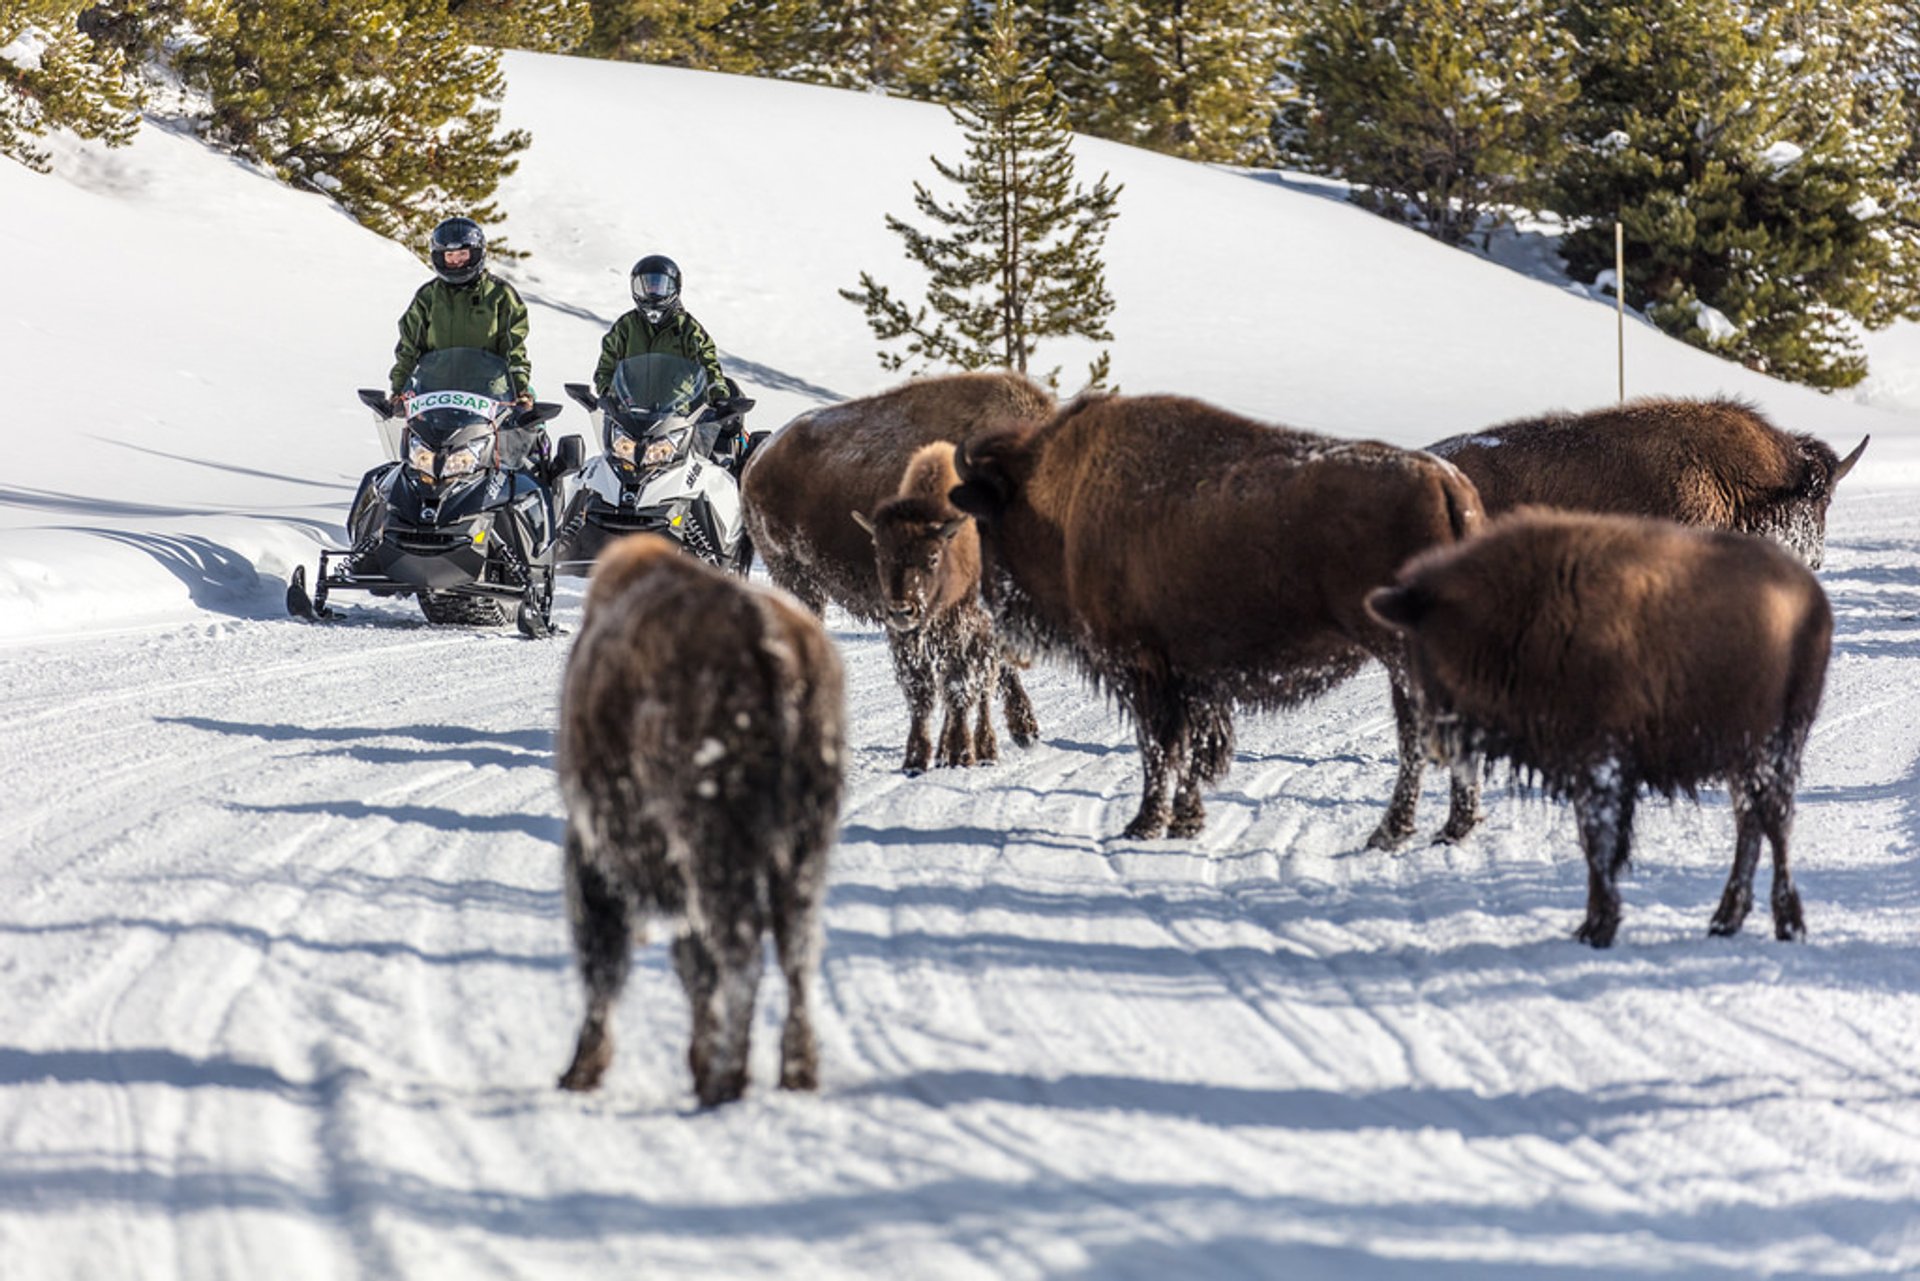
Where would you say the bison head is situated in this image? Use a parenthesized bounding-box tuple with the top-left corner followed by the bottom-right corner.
(1766, 434, 1868, 569)
(853, 503, 970, 635)
(948, 426, 1036, 524)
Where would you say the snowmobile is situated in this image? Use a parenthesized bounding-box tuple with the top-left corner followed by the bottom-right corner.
(555, 353, 764, 577)
(285, 347, 584, 638)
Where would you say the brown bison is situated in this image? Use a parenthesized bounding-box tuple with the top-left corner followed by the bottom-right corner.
(1426, 397, 1867, 568)
(852, 442, 1003, 773)
(949, 393, 1486, 846)
(742, 371, 1051, 755)
(1366, 510, 1833, 949)
(555, 534, 845, 1106)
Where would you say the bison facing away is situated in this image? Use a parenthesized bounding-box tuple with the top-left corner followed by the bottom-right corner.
(555, 534, 846, 1106)
(1366, 510, 1833, 948)
(742, 370, 1050, 759)
(853, 442, 1003, 773)
(950, 393, 1486, 846)
(1427, 397, 1867, 568)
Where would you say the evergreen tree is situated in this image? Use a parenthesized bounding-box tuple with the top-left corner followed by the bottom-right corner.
(178, 0, 529, 251)
(1091, 0, 1287, 164)
(449, 0, 592, 52)
(1282, 0, 1576, 245)
(583, 0, 757, 71)
(841, 0, 1120, 389)
(1552, 0, 1911, 388)
(2, 0, 141, 170)
(742, 0, 962, 96)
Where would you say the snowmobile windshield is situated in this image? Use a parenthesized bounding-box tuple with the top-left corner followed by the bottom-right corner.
(609, 354, 709, 417)
(405, 348, 511, 434)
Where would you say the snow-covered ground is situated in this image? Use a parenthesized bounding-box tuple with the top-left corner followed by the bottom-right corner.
(4, 50, 1920, 1279)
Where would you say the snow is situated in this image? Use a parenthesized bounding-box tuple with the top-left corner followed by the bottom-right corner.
(1760, 140, 1806, 173)
(4, 48, 1920, 1279)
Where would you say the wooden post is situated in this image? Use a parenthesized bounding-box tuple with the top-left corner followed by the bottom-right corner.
(1615, 219, 1626, 402)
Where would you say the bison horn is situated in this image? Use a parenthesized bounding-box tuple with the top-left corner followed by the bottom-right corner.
(938, 516, 967, 542)
(1365, 585, 1425, 631)
(1833, 435, 1869, 483)
(850, 510, 875, 537)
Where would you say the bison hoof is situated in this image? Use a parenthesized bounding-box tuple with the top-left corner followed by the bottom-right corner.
(1773, 896, 1807, 942)
(1435, 814, 1482, 845)
(696, 1069, 749, 1109)
(1167, 813, 1206, 838)
(1574, 916, 1619, 948)
(558, 1025, 613, 1092)
(1122, 815, 1168, 840)
(902, 759, 928, 777)
(1708, 913, 1746, 938)
(1365, 821, 1413, 852)
(779, 1059, 820, 1092)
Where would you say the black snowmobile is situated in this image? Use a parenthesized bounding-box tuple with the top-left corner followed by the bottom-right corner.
(555, 353, 763, 577)
(286, 347, 584, 637)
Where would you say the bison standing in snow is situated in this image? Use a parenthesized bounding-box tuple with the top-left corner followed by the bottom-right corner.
(950, 393, 1487, 847)
(1366, 510, 1833, 948)
(741, 371, 1050, 757)
(555, 534, 845, 1106)
(852, 442, 1002, 773)
(1426, 397, 1867, 567)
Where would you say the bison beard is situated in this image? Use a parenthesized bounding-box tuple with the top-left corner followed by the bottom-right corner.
(1367, 510, 1833, 948)
(951, 393, 1486, 846)
(554, 535, 845, 1105)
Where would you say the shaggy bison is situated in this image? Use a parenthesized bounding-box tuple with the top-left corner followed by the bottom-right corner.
(950, 393, 1486, 846)
(742, 371, 1050, 757)
(1427, 397, 1867, 567)
(555, 534, 845, 1106)
(853, 442, 1004, 772)
(1366, 510, 1832, 948)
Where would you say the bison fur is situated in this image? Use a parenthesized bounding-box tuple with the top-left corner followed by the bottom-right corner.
(1367, 509, 1832, 948)
(950, 392, 1486, 846)
(555, 534, 846, 1105)
(1427, 397, 1866, 568)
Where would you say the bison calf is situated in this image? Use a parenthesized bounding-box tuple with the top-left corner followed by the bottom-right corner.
(853, 442, 1003, 773)
(556, 534, 846, 1105)
(1427, 397, 1866, 568)
(1366, 510, 1832, 948)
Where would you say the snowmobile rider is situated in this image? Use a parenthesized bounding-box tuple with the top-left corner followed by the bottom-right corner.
(593, 255, 747, 463)
(388, 216, 535, 413)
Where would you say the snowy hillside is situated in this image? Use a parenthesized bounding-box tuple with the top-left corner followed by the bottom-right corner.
(4, 49, 1920, 1280)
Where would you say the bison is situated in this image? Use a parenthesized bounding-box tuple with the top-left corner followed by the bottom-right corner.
(555, 534, 846, 1106)
(852, 442, 1004, 772)
(949, 392, 1486, 847)
(1366, 509, 1833, 948)
(1426, 397, 1867, 568)
(742, 370, 1051, 756)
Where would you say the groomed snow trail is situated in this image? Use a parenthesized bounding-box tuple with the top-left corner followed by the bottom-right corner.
(3, 491, 1920, 1279)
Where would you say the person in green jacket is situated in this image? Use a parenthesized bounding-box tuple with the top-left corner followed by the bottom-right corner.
(592, 254, 728, 402)
(389, 217, 534, 412)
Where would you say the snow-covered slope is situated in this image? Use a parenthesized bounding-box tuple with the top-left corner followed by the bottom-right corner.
(4, 50, 1920, 1280)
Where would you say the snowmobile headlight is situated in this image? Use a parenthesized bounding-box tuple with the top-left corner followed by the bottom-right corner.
(441, 442, 486, 478)
(610, 427, 638, 464)
(641, 436, 679, 467)
(408, 436, 438, 479)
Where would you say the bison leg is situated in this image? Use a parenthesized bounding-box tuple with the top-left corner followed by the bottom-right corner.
(1000, 663, 1040, 748)
(887, 632, 937, 774)
(1572, 768, 1636, 948)
(969, 635, 1001, 765)
(1716, 765, 1806, 941)
(935, 671, 976, 769)
(770, 876, 824, 1092)
(1121, 681, 1191, 840)
(673, 923, 765, 1108)
(1368, 680, 1426, 850)
(559, 829, 633, 1092)
(1169, 704, 1233, 839)
(1437, 752, 1486, 844)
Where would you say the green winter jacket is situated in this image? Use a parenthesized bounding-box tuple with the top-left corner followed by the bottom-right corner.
(592, 307, 726, 398)
(389, 274, 534, 398)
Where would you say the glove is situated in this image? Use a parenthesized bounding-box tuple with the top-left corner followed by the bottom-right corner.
(514, 392, 535, 409)
(708, 388, 730, 411)
(387, 392, 408, 416)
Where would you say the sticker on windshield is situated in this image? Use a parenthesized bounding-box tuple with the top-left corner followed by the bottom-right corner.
(410, 389, 501, 416)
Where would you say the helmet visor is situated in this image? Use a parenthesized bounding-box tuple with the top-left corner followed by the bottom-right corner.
(635, 271, 676, 302)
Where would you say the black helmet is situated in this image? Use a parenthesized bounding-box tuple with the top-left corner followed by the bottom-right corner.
(429, 217, 486, 286)
(631, 254, 681, 321)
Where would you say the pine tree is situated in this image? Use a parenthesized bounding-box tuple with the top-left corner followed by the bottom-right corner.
(1282, 0, 1576, 245)
(742, 0, 963, 96)
(583, 0, 757, 71)
(1, 0, 142, 170)
(1090, 0, 1287, 164)
(1551, 0, 1911, 388)
(448, 0, 592, 52)
(841, 0, 1121, 389)
(178, 0, 530, 251)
